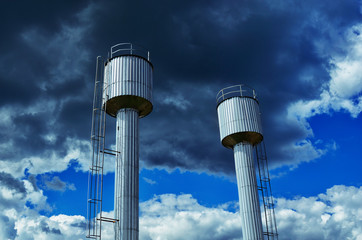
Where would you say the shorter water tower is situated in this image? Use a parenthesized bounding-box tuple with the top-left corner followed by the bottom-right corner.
(216, 84, 278, 240)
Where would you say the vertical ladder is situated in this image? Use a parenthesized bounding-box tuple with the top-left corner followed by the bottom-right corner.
(87, 57, 118, 239)
(255, 141, 279, 240)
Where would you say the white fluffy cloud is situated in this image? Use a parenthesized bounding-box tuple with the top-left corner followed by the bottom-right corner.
(276, 185, 362, 240)
(1, 184, 362, 239)
(139, 187, 362, 240)
(139, 194, 242, 240)
(14, 214, 86, 240)
(138, 187, 362, 240)
(0, 134, 91, 178)
(0, 174, 87, 240)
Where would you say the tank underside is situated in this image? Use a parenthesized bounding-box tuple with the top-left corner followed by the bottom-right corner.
(222, 131, 263, 149)
(105, 95, 152, 118)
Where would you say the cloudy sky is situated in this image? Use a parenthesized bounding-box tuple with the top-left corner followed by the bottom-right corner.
(1, 0, 362, 239)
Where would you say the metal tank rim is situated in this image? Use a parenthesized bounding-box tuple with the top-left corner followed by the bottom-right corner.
(105, 43, 154, 68)
(216, 84, 259, 107)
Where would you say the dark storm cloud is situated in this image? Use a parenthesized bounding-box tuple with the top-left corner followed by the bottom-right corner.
(0, 1, 95, 175)
(93, 0, 359, 173)
(0, 172, 27, 210)
(0, 0, 92, 105)
(0, 172, 26, 194)
(0, 0, 361, 176)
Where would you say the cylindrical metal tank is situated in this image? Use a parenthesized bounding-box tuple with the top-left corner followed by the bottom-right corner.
(103, 44, 153, 118)
(216, 85, 263, 149)
(216, 84, 264, 240)
(104, 43, 153, 240)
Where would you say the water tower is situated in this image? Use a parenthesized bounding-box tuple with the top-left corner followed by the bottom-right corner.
(87, 43, 153, 240)
(216, 84, 278, 240)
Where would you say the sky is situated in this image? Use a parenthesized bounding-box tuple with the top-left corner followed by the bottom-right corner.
(0, 0, 362, 239)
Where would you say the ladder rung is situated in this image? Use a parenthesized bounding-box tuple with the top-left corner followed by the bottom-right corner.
(89, 166, 103, 171)
(104, 148, 120, 153)
(101, 150, 116, 156)
(90, 165, 103, 169)
(86, 234, 100, 239)
(95, 135, 105, 138)
(88, 198, 102, 202)
(97, 217, 119, 223)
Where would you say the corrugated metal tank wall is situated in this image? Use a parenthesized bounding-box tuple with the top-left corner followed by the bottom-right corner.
(103, 55, 153, 117)
(217, 97, 263, 148)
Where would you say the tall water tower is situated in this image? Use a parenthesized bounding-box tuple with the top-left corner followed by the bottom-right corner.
(216, 84, 278, 240)
(87, 43, 153, 240)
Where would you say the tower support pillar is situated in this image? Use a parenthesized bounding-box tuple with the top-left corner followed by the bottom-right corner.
(115, 108, 139, 240)
(234, 142, 263, 240)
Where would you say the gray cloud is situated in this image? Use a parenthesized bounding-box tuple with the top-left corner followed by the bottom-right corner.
(275, 185, 362, 240)
(42, 175, 76, 192)
(40, 221, 62, 235)
(27, 174, 39, 192)
(44, 176, 66, 191)
(0, 215, 17, 239)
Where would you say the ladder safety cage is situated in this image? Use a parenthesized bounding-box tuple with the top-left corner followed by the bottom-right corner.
(87, 56, 118, 239)
(255, 141, 279, 240)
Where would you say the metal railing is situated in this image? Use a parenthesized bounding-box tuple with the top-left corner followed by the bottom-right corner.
(110, 43, 150, 61)
(216, 84, 257, 105)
